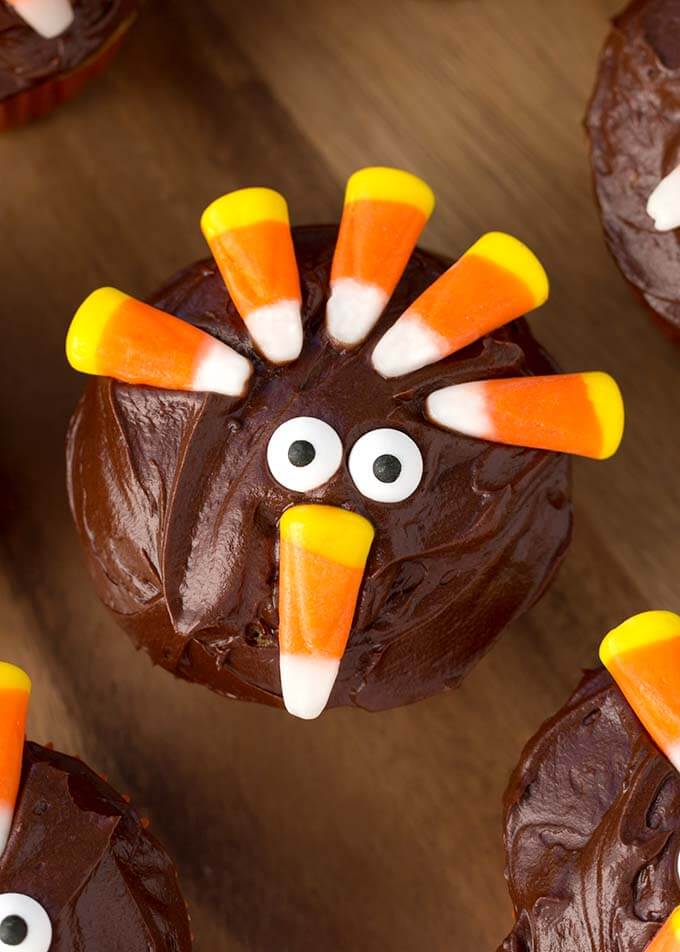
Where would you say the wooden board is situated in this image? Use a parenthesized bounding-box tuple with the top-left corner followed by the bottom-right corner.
(1, 0, 678, 948)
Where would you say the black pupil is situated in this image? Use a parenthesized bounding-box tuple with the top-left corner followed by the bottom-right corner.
(288, 440, 316, 468)
(0, 915, 28, 945)
(373, 454, 402, 483)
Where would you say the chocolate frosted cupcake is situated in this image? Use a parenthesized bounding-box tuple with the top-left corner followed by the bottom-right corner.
(0, 661, 191, 950)
(500, 612, 680, 952)
(586, 0, 680, 337)
(0, 0, 138, 130)
(65, 167, 624, 719)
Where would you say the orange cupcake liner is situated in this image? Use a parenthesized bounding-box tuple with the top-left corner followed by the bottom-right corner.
(0, 12, 137, 131)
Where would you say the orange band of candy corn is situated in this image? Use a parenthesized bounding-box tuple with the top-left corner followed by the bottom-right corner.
(426, 372, 624, 460)
(327, 168, 435, 347)
(8, 0, 74, 38)
(66, 288, 252, 397)
(201, 188, 303, 364)
(0, 663, 31, 856)
(644, 908, 680, 951)
(278, 504, 374, 719)
(372, 232, 548, 377)
(600, 612, 680, 771)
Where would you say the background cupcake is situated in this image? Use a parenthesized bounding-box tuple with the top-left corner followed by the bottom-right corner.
(0, 0, 138, 130)
(0, 660, 191, 950)
(586, 0, 680, 338)
(500, 612, 680, 951)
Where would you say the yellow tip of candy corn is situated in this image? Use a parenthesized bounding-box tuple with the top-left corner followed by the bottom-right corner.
(344, 167, 435, 219)
(280, 505, 374, 569)
(583, 372, 625, 460)
(66, 288, 127, 375)
(0, 663, 31, 696)
(201, 187, 290, 241)
(471, 232, 549, 309)
(600, 611, 680, 669)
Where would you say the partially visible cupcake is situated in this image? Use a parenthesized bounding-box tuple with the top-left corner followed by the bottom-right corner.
(586, 0, 680, 338)
(500, 611, 680, 952)
(0, 0, 138, 130)
(0, 660, 192, 949)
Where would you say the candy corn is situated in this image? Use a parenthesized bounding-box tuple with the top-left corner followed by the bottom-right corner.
(372, 232, 548, 377)
(642, 907, 680, 951)
(278, 505, 374, 719)
(647, 165, 680, 232)
(66, 287, 252, 397)
(326, 167, 435, 347)
(0, 663, 30, 856)
(7, 0, 74, 38)
(426, 371, 624, 460)
(201, 188, 303, 364)
(600, 611, 680, 771)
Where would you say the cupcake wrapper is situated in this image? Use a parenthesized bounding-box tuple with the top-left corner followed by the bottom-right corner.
(0, 13, 136, 131)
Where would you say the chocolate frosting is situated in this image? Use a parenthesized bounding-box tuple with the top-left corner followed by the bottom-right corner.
(1, 741, 191, 950)
(499, 669, 680, 951)
(586, 0, 680, 333)
(0, 0, 137, 100)
(67, 224, 572, 712)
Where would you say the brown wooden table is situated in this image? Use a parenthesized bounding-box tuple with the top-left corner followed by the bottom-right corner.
(1, 0, 678, 948)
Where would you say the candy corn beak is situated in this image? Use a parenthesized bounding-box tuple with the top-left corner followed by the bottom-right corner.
(426, 372, 624, 460)
(8, 0, 74, 38)
(278, 505, 374, 719)
(643, 907, 680, 951)
(647, 166, 680, 232)
(0, 663, 30, 856)
(600, 611, 680, 771)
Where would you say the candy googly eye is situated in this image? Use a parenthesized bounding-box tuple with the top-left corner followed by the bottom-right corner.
(0, 894, 52, 951)
(348, 428, 423, 503)
(267, 417, 343, 492)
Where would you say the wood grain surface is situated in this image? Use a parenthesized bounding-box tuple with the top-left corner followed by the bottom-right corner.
(1, 0, 678, 948)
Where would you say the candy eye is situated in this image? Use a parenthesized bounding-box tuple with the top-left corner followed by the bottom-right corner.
(348, 428, 423, 503)
(0, 895, 52, 951)
(267, 417, 343, 492)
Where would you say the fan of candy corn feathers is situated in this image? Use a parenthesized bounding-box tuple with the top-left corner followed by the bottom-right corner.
(66, 167, 625, 718)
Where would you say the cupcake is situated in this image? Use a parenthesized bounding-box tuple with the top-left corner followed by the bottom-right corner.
(586, 0, 680, 337)
(65, 167, 624, 719)
(500, 611, 680, 952)
(0, 660, 191, 950)
(0, 0, 138, 131)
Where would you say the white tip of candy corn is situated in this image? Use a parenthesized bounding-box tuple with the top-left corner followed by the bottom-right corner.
(425, 382, 492, 437)
(371, 312, 446, 378)
(193, 339, 253, 397)
(279, 654, 340, 720)
(326, 279, 388, 348)
(10, 0, 74, 38)
(244, 300, 303, 364)
(0, 804, 12, 858)
(647, 166, 680, 232)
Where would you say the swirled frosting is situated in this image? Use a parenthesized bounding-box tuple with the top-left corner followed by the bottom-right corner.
(1, 741, 191, 949)
(0, 0, 137, 99)
(586, 0, 680, 334)
(500, 669, 680, 951)
(67, 224, 572, 712)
